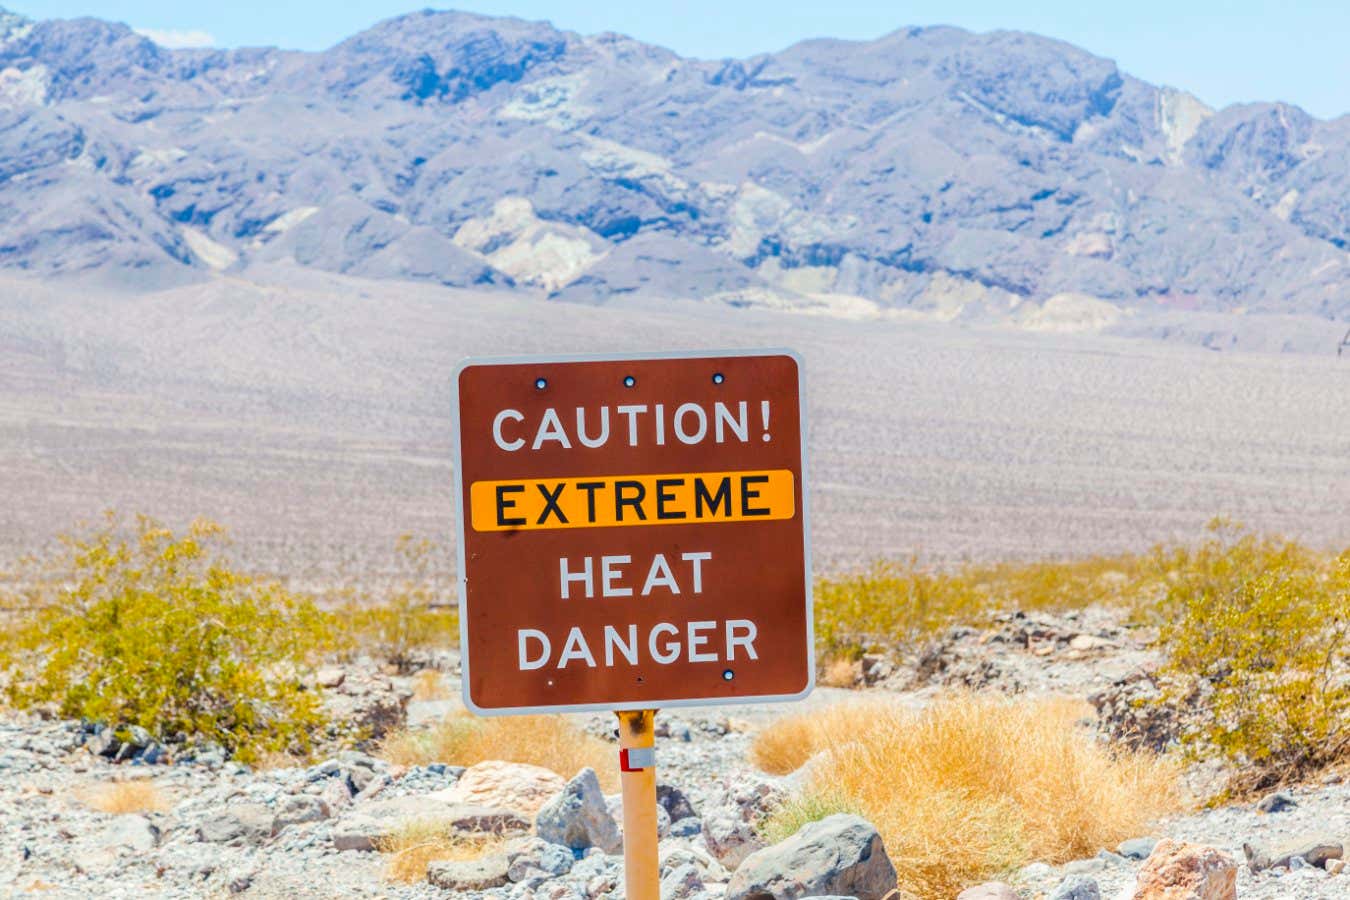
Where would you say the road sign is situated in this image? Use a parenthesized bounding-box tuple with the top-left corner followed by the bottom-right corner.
(452, 349, 813, 714)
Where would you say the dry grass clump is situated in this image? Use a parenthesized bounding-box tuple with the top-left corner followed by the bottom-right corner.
(753, 694, 1182, 899)
(379, 712, 617, 790)
(83, 780, 168, 814)
(377, 820, 503, 883)
(410, 669, 450, 701)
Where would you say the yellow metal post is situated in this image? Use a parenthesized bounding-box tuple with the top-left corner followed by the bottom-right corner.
(616, 709, 659, 899)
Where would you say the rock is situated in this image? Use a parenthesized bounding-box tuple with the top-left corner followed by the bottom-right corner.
(86, 730, 120, 758)
(406, 699, 458, 727)
(227, 868, 255, 894)
(427, 854, 511, 890)
(432, 760, 565, 818)
(657, 783, 698, 822)
(318, 776, 353, 812)
(1133, 840, 1236, 900)
(1019, 862, 1054, 880)
(1052, 874, 1101, 900)
(1326, 858, 1345, 875)
(315, 666, 346, 688)
(271, 794, 330, 834)
(1118, 838, 1159, 860)
(725, 814, 897, 900)
(957, 884, 1019, 900)
(702, 808, 764, 869)
(196, 804, 274, 846)
(661, 863, 704, 898)
(660, 845, 728, 882)
(670, 816, 702, 838)
(98, 815, 160, 853)
(536, 767, 622, 854)
(1063, 858, 1106, 875)
(1242, 836, 1342, 872)
(332, 799, 529, 851)
(505, 835, 573, 880)
(1255, 790, 1296, 813)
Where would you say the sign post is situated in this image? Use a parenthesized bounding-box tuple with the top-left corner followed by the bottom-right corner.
(452, 350, 812, 894)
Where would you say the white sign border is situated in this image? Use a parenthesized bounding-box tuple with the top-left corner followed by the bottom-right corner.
(450, 347, 815, 716)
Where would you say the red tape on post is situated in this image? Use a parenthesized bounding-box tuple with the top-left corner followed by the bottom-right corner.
(620, 747, 655, 772)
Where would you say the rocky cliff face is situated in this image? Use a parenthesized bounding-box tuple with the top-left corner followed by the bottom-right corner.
(0, 7, 1345, 326)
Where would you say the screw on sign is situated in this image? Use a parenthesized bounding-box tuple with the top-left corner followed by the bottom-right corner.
(451, 350, 813, 898)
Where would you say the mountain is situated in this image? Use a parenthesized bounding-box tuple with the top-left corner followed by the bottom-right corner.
(0, 7, 1346, 335)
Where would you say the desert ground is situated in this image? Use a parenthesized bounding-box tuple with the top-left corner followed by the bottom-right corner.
(1, 267, 1347, 580)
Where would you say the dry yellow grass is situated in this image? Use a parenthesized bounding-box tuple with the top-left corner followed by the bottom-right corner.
(410, 669, 451, 701)
(380, 711, 618, 791)
(819, 656, 861, 688)
(83, 780, 168, 814)
(377, 820, 503, 883)
(753, 694, 1182, 899)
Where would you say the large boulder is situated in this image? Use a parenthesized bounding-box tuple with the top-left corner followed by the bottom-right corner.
(535, 767, 622, 854)
(1133, 840, 1237, 900)
(430, 760, 565, 819)
(725, 814, 897, 900)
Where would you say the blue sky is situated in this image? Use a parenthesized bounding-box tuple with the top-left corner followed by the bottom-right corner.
(12, 2, 1349, 118)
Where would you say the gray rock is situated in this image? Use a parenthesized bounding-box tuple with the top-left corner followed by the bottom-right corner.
(1049, 874, 1100, 900)
(1255, 790, 1297, 813)
(670, 816, 703, 838)
(98, 815, 160, 853)
(657, 784, 698, 822)
(955, 885, 1015, 900)
(196, 804, 274, 846)
(1116, 837, 1159, 860)
(426, 854, 511, 890)
(535, 767, 622, 854)
(1243, 836, 1343, 872)
(725, 814, 897, 900)
(504, 836, 573, 881)
(661, 863, 704, 898)
(1061, 857, 1105, 875)
(702, 809, 764, 869)
(957, 884, 1019, 900)
(332, 799, 528, 851)
(271, 794, 330, 834)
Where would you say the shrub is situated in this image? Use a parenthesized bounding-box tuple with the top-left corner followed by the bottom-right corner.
(752, 695, 1181, 899)
(84, 780, 168, 814)
(0, 515, 334, 763)
(340, 535, 458, 671)
(380, 712, 617, 790)
(1151, 521, 1350, 792)
(813, 553, 1160, 659)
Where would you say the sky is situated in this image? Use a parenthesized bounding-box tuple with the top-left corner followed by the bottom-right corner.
(11, 2, 1349, 119)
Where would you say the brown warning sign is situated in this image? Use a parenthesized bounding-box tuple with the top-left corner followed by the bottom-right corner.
(452, 350, 813, 714)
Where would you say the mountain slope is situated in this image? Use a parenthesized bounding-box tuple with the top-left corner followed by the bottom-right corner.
(0, 7, 1345, 331)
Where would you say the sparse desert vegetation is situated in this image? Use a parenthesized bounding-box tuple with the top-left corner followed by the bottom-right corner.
(754, 695, 1183, 899)
(377, 821, 503, 884)
(82, 780, 168, 815)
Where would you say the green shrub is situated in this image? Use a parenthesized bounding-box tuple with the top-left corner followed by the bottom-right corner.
(1152, 521, 1349, 792)
(0, 515, 334, 762)
(339, 535, 458, 671)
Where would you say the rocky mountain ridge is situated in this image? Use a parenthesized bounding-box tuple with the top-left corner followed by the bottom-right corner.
(0, 7, 1346, 333)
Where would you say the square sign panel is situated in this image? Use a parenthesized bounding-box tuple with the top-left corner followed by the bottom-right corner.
(452, 349, 813, 714)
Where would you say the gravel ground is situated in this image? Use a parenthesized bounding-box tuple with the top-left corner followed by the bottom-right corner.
(1, 608, 1345, 899)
